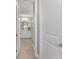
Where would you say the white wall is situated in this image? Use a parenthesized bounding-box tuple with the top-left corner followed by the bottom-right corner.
(21, 29, 32, 38)
(16, 19, 21, 56)
(31, 18, 35, 46)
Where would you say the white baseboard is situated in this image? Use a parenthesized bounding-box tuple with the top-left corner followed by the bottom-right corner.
(16, 49, 20, 56)
(32, 44, 39, 58)
(16, 51, 18, 56)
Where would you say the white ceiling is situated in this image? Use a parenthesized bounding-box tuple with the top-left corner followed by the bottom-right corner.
(18, 0, 34, 3)
(17, 0, 35, 16)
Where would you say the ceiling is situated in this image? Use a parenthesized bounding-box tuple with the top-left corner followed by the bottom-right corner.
(18, 0, 34, 3)
(17, 0, 35, 17)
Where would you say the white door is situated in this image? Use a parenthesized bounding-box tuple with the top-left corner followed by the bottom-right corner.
(38, 0, 62, 59)
(43, 41, 62, 59)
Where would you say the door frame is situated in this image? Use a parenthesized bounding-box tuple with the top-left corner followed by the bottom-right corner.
(35, 0, 45, 59)
(37, 0, 44, 59)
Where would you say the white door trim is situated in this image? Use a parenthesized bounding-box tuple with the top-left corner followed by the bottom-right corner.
(35, 0, 38, 57)
(38, 0, 44, 59)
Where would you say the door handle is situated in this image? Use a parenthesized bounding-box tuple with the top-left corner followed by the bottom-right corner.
(58, 43, 62, 48)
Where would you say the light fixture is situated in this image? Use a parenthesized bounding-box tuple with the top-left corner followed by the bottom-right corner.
(22, 18, 29, 21)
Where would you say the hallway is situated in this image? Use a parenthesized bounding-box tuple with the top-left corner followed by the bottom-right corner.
(16, 38, 37, 59)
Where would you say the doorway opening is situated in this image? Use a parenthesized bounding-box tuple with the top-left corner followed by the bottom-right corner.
(16, 0, 38, 59)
